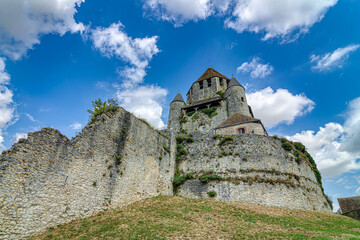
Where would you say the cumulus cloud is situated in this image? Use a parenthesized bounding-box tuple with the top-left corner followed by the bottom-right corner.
(115, 85, 168, 129)
(310, 44, 360, 71)
(225, 0, 337, 42)
(0, 58, 14, 150)
(70, 122, 82, 130)
(91, 22, 159, 87)
(247, 87, 314, 128)
(143, 0, 337, 42)
(287, 97, 360, 178)
(237, 57, 273, 79)
(90, 23, 167, 129)
(0, 0, 85, 59)
(143, 0, 214, 26)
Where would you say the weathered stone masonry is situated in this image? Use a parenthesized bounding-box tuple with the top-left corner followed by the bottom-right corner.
(174, 134, 332, 213)
(0, 108, 176, 240)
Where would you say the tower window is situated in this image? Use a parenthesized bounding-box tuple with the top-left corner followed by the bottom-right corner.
(238, 128, 245, 134)
(208, 80, 211, 87)
(241, 97, 244, 102)
(199, 81, 203, 89)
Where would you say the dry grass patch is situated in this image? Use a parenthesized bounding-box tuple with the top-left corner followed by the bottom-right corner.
(33, 196, 360, 240)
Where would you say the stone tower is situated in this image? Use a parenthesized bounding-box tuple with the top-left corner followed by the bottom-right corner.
(168, 67, 266, 136)
(225, 76, 251, 117)
(168, 92, 185, 133)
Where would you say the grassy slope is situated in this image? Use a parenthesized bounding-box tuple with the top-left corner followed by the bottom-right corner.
(33, 196, 360, 240)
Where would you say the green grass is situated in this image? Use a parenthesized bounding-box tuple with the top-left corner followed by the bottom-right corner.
(33, 196, 360, 240)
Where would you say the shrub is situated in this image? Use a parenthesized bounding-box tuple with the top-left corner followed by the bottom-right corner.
(295, 157, 301, 164)
(213, 134, 220, 140)
(294, 150, 300, 157)
(216, 91, 225, 98)
(199, 172, 222, 183)
(272, 135, 279, 140)
(207, 191, 217, 197)
(173, 173, 193, 187)
(177, 144, 188, 156)
(219, 135, 234, 146)
(280, 138, 287, 143)
(192, 113, 199, 121)
(181, 129, 188, 134)
(281, 142, 292, 151)
(187, 111, 195, 117)
(294, 142, 306, 153)
(181, 117, 188, 123)
(88, 98, 119, 124)
(202, 107, 218, 118)
(176, 136, 193, 144)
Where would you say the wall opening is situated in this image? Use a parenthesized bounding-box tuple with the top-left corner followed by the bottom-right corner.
(199, 81, 203, 89)
(238, 128, 245, 134)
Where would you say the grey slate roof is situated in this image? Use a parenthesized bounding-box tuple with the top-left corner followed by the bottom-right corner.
(227, 76, 244, 89)
(171, 92, 185, 103)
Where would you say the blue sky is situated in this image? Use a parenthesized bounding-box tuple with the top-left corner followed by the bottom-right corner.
(0, 0, 360, 211)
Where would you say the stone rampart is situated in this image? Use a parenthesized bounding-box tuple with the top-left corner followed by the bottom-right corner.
(174, 134, 332, 212)
(0, 108, 176, 239)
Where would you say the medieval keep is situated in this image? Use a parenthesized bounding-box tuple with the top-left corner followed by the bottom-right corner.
(168, 67, 267, 136)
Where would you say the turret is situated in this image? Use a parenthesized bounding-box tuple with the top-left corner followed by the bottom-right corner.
(225, 77, 251, 117)
(168, 92, 185, 133)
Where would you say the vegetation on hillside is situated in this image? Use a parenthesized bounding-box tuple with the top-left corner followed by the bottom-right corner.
(33, 196, 360, 240)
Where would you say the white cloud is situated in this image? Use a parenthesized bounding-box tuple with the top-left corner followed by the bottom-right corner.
(143, 0, 214, 26)
(143, 0, 337, 42)
(0, 0, 85, 60)
(70, 122, 82, 130)
(287, 97, 360, 178)
(0, 58, 14, 150)
(310, 44, 360, 72)
(356, 187, 360, 195)
(91, 22, 159, 87)
(225, 0, 337, 42)
(115, 85, 168, 129)
(14, 133, 28, 143)
(24, 113, 40, 123)
(247, 87, 314, 128)
(90, 23, 167, 129)
(237, 57, 273, 79)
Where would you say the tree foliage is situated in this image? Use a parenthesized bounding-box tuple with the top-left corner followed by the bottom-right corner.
(87, 98, 119, 124)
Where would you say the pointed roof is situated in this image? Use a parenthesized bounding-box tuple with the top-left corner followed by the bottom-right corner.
(227, 76, 244, 89)
(171, 92, 185, 103)
(215, 113, 260, 129)
(196, 67, 230, 83)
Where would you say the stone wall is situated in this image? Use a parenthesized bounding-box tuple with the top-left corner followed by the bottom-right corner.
(215, 122, 266, 136)
(181, 100, 228, 133)
(0, 108, 176, 240)
(174, 134, 332, 212)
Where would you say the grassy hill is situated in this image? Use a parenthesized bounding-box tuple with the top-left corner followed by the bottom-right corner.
(33, 196, 360, 240)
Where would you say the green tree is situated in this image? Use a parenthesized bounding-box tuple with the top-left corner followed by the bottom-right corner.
(88, 98, 119, 123)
